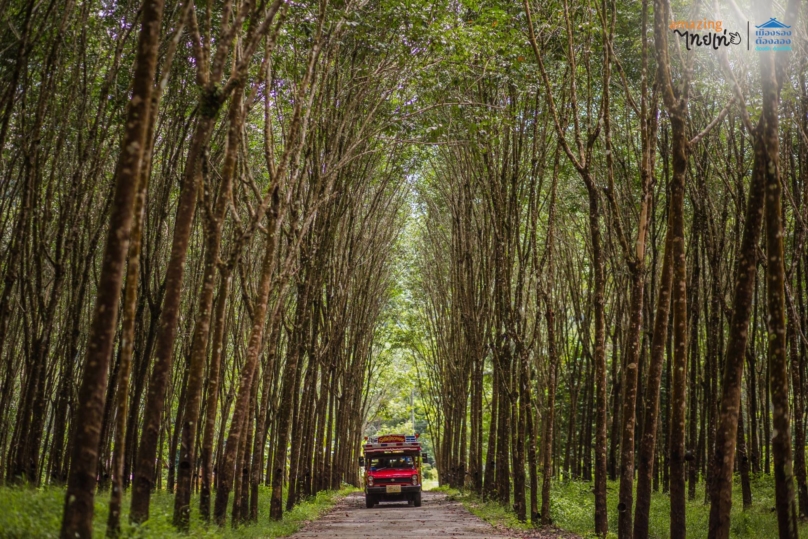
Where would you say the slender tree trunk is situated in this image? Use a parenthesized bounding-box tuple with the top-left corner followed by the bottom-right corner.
(668, 109, 689, 539)
(538, 168, 559, 525)
(214, 214, 279, 525)
(541, 298, 558, 525)
(634, 214, 674, 539)
(610, 322, 622, 481)
(60, 0, 163, 534)
(789, 288, 808, 518)
(173, 80, 243, 530)
(650, 0, 691, 531)
(199, 269, 232, 520)
(687, 220, 701, 502)
(738, 399, 753, 509)
(106, 90, 155, 537)
(527, 389, 539, 524)
(587, 182, 608, 537)
(792, 317, 808, 517)
(130, 110, 218, 522)
(617, 268, 645, 539)
(250, 317, 281, 520)
(707, 2, 799, 531)
(515, 344, 529, 521)
(495, 348, 511, 506)
(748, 346, 760, 474)
(483, 363, 498, 499)
(270, 280, 314, 520)
(763, 43, 799, 538)
(167, 361, 189, 494)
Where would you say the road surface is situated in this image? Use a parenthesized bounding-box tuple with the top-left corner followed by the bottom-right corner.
(289, 491, 578, 538)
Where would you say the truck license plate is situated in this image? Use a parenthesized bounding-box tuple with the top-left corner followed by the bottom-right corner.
(386, 485, 401, 493)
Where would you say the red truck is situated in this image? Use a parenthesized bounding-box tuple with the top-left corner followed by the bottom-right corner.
(360, 434, 427, 508)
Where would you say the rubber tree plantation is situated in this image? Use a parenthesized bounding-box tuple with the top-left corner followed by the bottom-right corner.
(0, 0, 807, 538)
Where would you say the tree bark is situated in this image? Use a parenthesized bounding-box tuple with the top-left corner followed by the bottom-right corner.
(791, 313, 808, 517)
(59, 0, 163, 535)
(214, 212, 280, 525)
(541, 298, 558, 525)
(199, 268, 232, 520)
(763, 43, 800, 538)
(130, 109, 218, 522)
(707, 1, 800, 532)
(633, 208, 675, 539)
(173, 79, 243, 531)
(270, 280, 311, 520)
(106, 85, 156, 537)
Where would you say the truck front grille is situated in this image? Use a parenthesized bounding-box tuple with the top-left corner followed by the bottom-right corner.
(378, 478, 411, 485)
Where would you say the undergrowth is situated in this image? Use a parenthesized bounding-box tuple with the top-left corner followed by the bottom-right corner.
(0, 485, 354, 538)
(436, 474, 808, 539)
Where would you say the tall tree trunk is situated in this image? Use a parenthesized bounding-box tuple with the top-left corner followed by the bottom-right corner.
(495, 347, 511, 507)
(667, 106, 689, 539)
(59, 0, 163, 534)
(610, 321, 622, 481)
(738, 399, 753, 509)
(483, 362, 498, 499)
(540, 168, 559, 525)
(763, 42, 800, 538)
(589, 184, 608, 537)
(650, 0, 691, 533)
(106, 86, 156, 537)
(617, 268, 645, 539)
(130, 109, 219, 522)
(541, 298, 558, 525)
(269, 280, 313, 520)
(214, 212, 279, 525)
(687, 217, 701, 503)
(633, 209, 675, 539)
(173, 80, 243, 531)
(707, 0, 800, 533)
(199, 269, 232, 520)
(250, 316, 281, 520)
(515, 345, 529, 521)
(791, 314, 808, 517)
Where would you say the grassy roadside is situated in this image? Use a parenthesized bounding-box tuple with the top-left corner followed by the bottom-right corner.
(432, 475, 808, 539)
(431, 485, 574, 538)
(0, 485, 356, 538)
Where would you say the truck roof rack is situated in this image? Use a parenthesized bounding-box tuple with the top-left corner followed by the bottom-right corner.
(363, 434, 421, 451)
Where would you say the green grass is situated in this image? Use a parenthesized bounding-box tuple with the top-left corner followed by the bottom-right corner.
(454, 490, 537, 533)
(0, 485, 354, 538)
(438, 475, 808, 539)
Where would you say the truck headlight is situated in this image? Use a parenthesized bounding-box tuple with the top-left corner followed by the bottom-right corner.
(367, 476, 374, 486)
(412, 474, 418, 485)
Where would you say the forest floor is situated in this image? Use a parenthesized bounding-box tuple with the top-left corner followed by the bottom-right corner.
(0, 485, 353, 538)
(288, 490, 575, 538)
(451, 475, 808, 539)
(1, 475, 803, 539)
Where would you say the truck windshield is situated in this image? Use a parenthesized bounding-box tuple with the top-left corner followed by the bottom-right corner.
(368, 455, 415, 470)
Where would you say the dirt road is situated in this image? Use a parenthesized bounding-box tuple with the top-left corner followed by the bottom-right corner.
(289, 491, 513, 538)
(289, 491, 577, 539)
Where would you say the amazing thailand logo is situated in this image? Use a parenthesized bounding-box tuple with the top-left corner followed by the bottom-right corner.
(755, 18, 792, 51)
(669, 19, 742, 50)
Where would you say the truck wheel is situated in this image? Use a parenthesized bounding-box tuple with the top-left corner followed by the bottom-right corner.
(407, 496, 414, 506)
(365, 495, 375, 508)
(413, 492, 422, 507)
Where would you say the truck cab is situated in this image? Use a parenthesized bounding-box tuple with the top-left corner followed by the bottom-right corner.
(360, 434, 426, 508)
